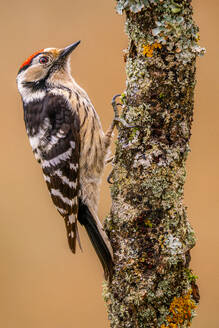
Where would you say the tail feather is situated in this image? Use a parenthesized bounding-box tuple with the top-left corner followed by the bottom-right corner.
(78, 199, 114, 281)
(64, 216, 77, 254)
(75, 223, 83, 251)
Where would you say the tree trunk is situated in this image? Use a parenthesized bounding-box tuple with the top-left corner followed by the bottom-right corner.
(103, 1, 204, 327)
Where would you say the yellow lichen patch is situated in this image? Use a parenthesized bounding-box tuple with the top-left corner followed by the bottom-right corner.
(161, 290, 196, 328)
(153, 42, 162, 49)
(195, 33, 200, 42)
(142, 42, 162, 57)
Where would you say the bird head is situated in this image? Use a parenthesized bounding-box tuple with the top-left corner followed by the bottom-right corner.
(16, 41, 80, 99)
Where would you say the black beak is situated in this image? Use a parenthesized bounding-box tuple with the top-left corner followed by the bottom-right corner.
(59, 41, 81, 59)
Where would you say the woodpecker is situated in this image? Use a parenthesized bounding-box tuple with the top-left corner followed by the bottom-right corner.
(16, 41, 116, 280)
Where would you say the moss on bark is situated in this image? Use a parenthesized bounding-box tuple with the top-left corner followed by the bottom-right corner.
(104, 1, 203, 327)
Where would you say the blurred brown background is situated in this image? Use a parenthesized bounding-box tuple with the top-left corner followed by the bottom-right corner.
(0, 0, 218, 327)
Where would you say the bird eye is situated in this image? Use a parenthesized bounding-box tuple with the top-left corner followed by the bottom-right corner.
(39, 56, 49, 64)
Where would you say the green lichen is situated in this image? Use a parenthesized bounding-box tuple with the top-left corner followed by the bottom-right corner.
(185, 268, 198, 283)
(104, 1, 201, 327)
(116, 0, 161, 15)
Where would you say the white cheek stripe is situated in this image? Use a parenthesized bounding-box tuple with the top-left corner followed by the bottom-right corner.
(23, 91, 45, 104)
(51, 188, 72, 206)
(17, 72, 46, 104)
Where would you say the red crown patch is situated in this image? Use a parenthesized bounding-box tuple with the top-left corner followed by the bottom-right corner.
(20, 49, 44, 70)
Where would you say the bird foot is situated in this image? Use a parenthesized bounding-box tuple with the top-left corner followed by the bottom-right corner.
(105, 156, 114, 165)
(111, 94, 136, 129)
(107, 94, 139, 184)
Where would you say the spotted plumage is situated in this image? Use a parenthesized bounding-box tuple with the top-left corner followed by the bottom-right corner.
(16, 42, 114, 280)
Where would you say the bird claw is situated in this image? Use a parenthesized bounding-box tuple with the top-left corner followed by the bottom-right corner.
(111, 94, 137, 129)
(105, 156, 114, 165)
(107, 94, 140, 185)
(113, 117, 136, 128)
(107, 170, 114, 184)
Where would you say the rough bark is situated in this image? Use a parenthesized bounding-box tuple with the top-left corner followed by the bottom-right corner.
(103, 1, 204, 327)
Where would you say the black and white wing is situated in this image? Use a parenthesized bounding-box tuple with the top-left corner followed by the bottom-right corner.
(25, 94, 80, 253)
